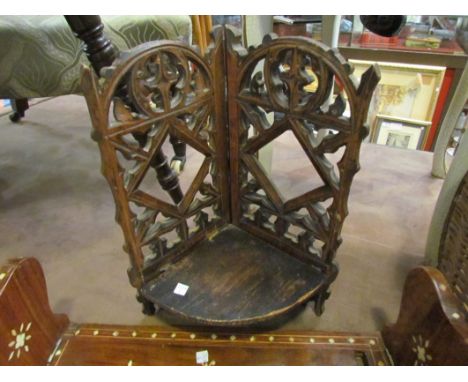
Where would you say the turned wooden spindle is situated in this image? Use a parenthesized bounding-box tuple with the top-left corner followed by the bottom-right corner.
(64, 15, 116, 75)
(65, 15, 183, 204)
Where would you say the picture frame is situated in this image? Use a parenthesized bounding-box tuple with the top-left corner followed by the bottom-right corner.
(350, 60, 446, 122)
(371, 114, 432, 150)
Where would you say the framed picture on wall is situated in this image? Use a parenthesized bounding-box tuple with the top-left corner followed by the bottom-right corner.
(350, 60, 445, 121)
(371, 114, 432, 150)
(349, 60, 446, 150)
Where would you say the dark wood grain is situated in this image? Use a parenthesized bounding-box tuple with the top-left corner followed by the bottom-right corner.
(141, 225, 324, 327)
(65, 16, 116, 75)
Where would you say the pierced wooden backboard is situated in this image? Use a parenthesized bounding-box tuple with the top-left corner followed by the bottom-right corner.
(81, 26, 379, 319)
(226, 28, 380, 280)
(81, 31, 229, 287)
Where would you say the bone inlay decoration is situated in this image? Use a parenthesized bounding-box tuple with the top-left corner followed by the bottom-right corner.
(8, 322, 32, 361)
(412, 335, 433, 365)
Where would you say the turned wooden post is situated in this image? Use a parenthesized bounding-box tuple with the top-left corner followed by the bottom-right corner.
(64, 16, 116, 75)
(65, 15, 183, 204)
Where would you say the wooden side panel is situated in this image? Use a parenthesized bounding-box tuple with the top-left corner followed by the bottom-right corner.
(382, 266, 468, 365)
(0, 258, 69, 365)
(81, 38, 230, 288)
(225, 26, 380, 314)
(226, 26, 248, 224)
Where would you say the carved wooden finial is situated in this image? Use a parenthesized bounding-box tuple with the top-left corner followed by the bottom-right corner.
(357, 64, 381, 100)
(225, 25, 248, 57)
(210, 24, 224, 41)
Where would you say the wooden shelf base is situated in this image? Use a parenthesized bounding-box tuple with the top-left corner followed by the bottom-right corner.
(142, 225, 325, 327)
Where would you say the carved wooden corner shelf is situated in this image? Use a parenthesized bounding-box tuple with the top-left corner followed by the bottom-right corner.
(81, 26, 380, 327)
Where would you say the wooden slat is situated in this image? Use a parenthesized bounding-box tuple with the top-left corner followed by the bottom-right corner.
(237, 92, 274, 111)
(129, 190, 181, 218)
(241, 154, 284, 211)
(179, 157, 211, 214)
(169, 118, 212, 157)
(53, 324, 389, 365)
(107, 95, 212, 138)
(243, 116, 289, 154)
(290, 119, 339, 191)
(316, 132, 349, 155)
(237, 93, 352, 132)
(108, 136, 150, 162)
(284, 186, 334, 213)
(239, 221, 327, 270)
(185, 195, 219, 216)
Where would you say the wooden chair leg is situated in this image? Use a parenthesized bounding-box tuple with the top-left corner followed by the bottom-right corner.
(9, 98, 29, 122)
(136, 291, 156, 315)
(151, 149, 184, 202)
(313, 288, 331, 316)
